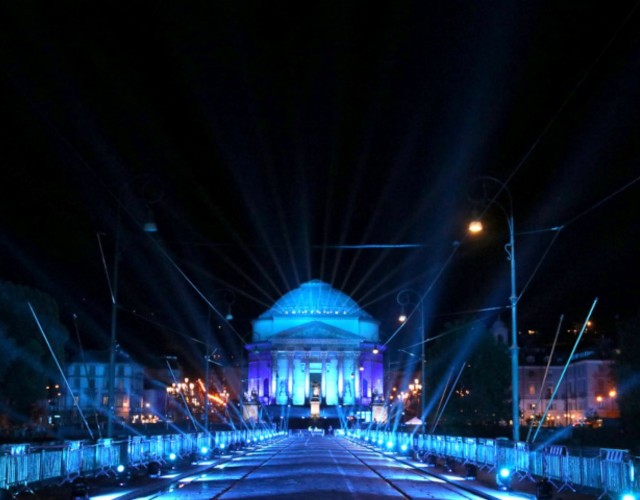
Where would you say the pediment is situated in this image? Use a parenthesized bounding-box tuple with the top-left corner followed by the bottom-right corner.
(270, 321, 357, 340)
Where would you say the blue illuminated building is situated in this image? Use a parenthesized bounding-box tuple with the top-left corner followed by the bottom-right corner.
(245, 280, 385, 417)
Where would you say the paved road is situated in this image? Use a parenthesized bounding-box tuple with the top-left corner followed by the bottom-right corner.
(22, 434, 601, 499)
(137, 435, 502, 499)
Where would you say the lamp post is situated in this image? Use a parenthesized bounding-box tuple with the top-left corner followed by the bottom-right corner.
(203, 290, 235, 433)
(106, 218, 120, 440)
(396, 289, 426, 433)
(468, 176, 520, 442)
(105, 176, 162, 438)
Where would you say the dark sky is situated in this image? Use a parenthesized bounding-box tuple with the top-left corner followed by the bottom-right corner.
(2, 2, 640, 372)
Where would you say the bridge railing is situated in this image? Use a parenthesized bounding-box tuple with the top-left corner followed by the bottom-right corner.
(0, 429, 284, 494)
(348, 429, 638, 498)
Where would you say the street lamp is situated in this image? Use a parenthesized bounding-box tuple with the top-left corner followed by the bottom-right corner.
(396, 289, 426, 432)
(105, 175, 162, 438)
(204, 290, 235, 433)
(468, 176, 520, 442)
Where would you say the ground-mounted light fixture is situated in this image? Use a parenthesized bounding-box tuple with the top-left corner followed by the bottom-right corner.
(496, 467, 513, 490)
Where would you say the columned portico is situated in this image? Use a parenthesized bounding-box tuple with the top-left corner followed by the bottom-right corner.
(245, 280, 384, 415)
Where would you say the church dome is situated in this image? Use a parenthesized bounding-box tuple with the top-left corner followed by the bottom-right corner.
(259, 280, 370, 318)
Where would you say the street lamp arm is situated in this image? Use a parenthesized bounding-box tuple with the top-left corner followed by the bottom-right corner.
(395, 288, 422, 307)
(468, 177, 514, 239)
(396, 288, 425, 323)
(469, 175, 513, 215)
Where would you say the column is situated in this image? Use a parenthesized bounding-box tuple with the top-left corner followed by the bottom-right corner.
(276, 354, 289, 405)
(321, 355, 326, 399)
(325, 356, 339, 406)
(287, 353, 294, 400)
(292, 356, 305, 405)
(355, 353, 360, 401)
(338, 353, 344, 400)
(271, 352, 277, 403)
(305, 356, 310, 400)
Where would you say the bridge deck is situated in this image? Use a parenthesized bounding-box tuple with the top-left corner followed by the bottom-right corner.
(19, 435, 599, 499)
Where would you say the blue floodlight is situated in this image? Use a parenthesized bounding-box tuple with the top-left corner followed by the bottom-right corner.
(114, 463, 131, 486)
(496, 467, 513, 490)
(169, 452, 177, 461)
(220, 443, 226, 449)
(377, 439, 383, 445)
(200, 446, 209, 455)
(499, 467, 511, 478)
(400, 444, 408, 452)
(621, 494, 637, 500)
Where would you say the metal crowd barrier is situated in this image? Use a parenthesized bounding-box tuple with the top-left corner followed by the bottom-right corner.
(599, 449, 631, 499)
(462, 437, 477, 464)
(0, 428, 284, 494)
(347, 429, 638, 498)
(535, 445, 575, 492)
(476, 438, 495, 470)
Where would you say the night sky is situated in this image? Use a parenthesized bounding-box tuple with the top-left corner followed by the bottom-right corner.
(2, 2, 640, 373)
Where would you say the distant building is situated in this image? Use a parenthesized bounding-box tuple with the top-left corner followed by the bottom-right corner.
(143, 366, 183, 423)
(245, 280, 385, 419)
(519, 352, 618, 426)
(63, 350, 144, 424)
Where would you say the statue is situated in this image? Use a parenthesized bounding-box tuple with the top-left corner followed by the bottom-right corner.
(312, 382, 320, 400)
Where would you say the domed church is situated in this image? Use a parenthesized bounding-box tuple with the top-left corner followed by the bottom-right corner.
(245, 280, 385, 418)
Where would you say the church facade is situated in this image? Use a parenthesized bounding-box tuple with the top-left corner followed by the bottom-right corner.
(245, 280, 384, 413)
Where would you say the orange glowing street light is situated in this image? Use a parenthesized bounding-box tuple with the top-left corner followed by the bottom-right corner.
(468, 220, 483, 233)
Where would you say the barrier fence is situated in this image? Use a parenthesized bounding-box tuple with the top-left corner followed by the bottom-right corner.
(348, 429, 639, 498)
(2, 428, 638, 497)
(0, 429, 283, 493)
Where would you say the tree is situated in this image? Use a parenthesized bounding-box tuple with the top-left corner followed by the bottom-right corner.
(451, 326, 510, 426)
(0, 280, 70, 428)
(614, 313, 640, 449)
(426, 318, 510, 432)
